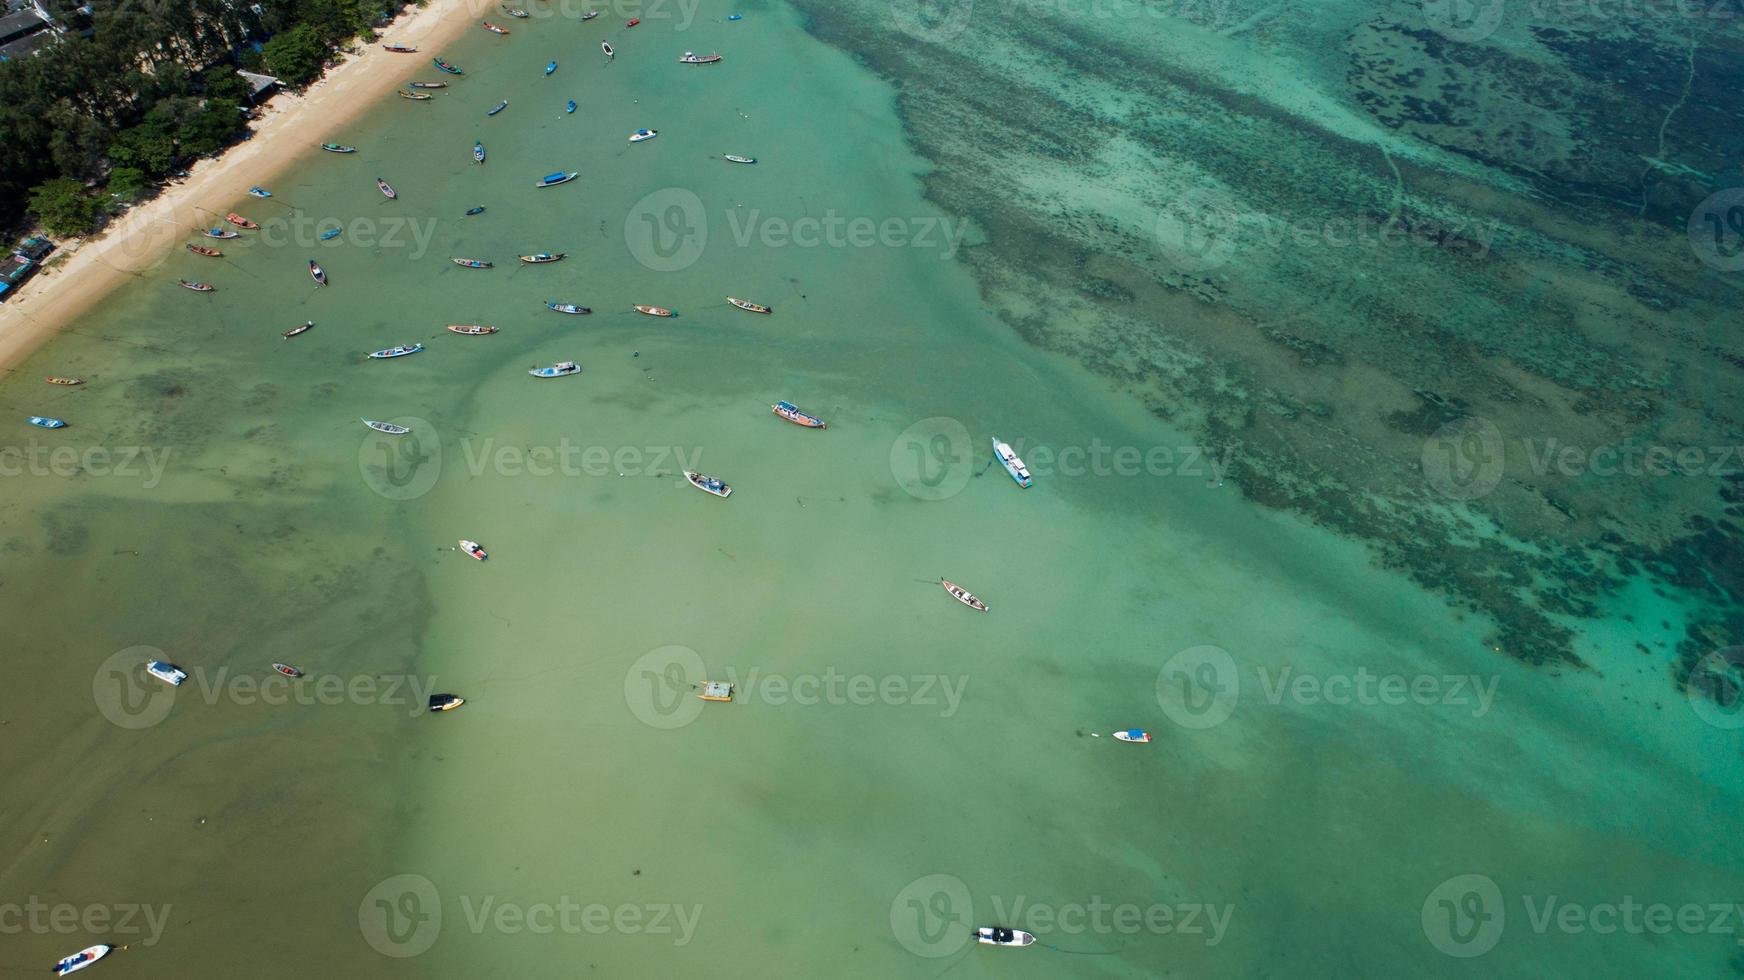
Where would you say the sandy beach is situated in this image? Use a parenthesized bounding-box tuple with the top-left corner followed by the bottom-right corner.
(0, 0, 478, 374)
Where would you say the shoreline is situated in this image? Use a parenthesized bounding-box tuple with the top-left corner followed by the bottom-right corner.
(0, 0, 477, 375)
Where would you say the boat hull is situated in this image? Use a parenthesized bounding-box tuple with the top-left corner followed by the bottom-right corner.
(992, 437, 1033, 488)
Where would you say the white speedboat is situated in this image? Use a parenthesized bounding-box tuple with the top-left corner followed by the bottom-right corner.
(146, 660, 187, 686)
(53, 945, 112, 976)
(975, 926, 1036, 947)
(684, 471, 731, 498)
(459, 539, 487, 560)
(1111, 729, 1152, 743)
(628, 128, 658, 143)
(529, 361, 580, 378)
(992, 437, 1032, 488)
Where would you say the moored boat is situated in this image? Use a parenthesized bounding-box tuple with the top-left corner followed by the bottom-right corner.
(601, 41, 613, 58)
(941, 578, 988, 611)
(383, 43, 417, 52)
(634, 304, 675, 317)
(284, 321, 313, 339)
(975, 926, 1037, 948)
(992, 437, 1033, 488)
(45, 376, 82, 385)
(460, 539, 488, 560)
(429, 693, 465, 711)
(273, 663, 304, 677)
(434, 57, 463, 74)
(319, 227, 342, 241)
(399, 89, 433, 101)
(447, 324, 498, 335)
(451, 257, 492, 269)
(503, 4, 529, 15)
(202, 227, 239, 239)
(684, 470, 732, 498)
(628, 128, 658, 142)
(1111, 729, 1152, 743)
(723, 154, 756, 164)
(678, 52, 722, 64)
(566, 99, 576, 114)
(53, 945, 112, 976)
(727, 296, 771, 313)
(179, 279, 215, 291)
(465, 206, 486, 216)
(582, 10, 599, 19)
(487, 100, 509, 116)
(226, 212, 257, 229)
(187, 243, 221, 257)
(545, 60, 558, 75)
(27, 415, 66, 428)
(474, 140, 486, 163)
(376, 176, 396, 198)
(248, 185, 271, 198)
(309, 259, 328, 285)
(322, 142, 357, 151)
(546, 301, 590, 314)
(519, 252, 565, 264)
(146, 660, 187, 686)
(363, 418, 411, 434)
(482, 21, 509, 34)
(698, 680, 734, 702)
(626, 17, 640, 26)
(772, 400, 825, 428)
(408, 81, 446, 89)
(535, 171, 578, 187)
(368, 344, 424, 359)
(529, 361, 580, 378)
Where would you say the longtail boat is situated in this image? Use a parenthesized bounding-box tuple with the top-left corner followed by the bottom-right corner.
(451, 257, 492, 269)
(723, 154, 756, 164)
(482, 21, 510, 34)
(546, 302, 590, 314)
(518, 252, 564, 264)
(178, 279, 214, 291)
(362, 419, 410, 434)
(503, 5, 530, 16)
(321, 143, 356, 152)
(408, 81, 446, 89)
(727, 296, 771, 314)
(308, 259, 328, 285)
(771, 400, 825, 428)
(225, 212, 258, 229)
(187, 243, 221, 257)
(399, 89, 432, 101)
(383, 44, 417, 52)
(535, 171, 578, 187)
(376, 177, 397, 199)
(434, 58, 463, 74)
(284, 321, 313, 339)
(202, 227, 239, 239)
(447, 324, 498, 335)
(634, 305, 675, 317)
(684, 471, 732, 498)
(678, 52, 722, 64)
(941, 579, 989, 612)
(45, 376, 83, 386)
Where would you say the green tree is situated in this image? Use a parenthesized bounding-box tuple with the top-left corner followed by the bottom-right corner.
(261, 24, 325, 86)
(27, 177, 105, 236)
(108, 166, 150, 200)
(203, 69, 250, 103)
(108, 121, 177, 176)
(179, 99, 242, 156)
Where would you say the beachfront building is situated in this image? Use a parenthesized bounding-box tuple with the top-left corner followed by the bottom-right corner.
(237, 69, 279, 104)
(0, 1, 58, 61)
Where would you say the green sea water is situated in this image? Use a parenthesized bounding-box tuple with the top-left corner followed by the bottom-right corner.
(1, 3, 1740, 978)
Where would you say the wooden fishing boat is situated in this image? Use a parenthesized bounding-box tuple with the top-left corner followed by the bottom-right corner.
(434, 58, 463, 74)
(941, 578, 989, 612)
(451, 257, 492, 269)
(225, 212, 257, 228)
(407, 81, 446, 89)
(727, 296, 771, 314)
(376, 177, 397, 198)
(368, 343, 424, 359)
(273, 663, 305, 677)
(678, 52, 722, 64)
(628, 128, 658, 142)
(447, 324, 498, 335)
(503, 4, 530, 16)
(44, 376, 83, 385)
(187, 243, 221, 257)
(546, 302, 590, 314)
(474, 140, 486, 163)
(27, 416, 66, 429)
(684, 470, 732, 498)
(362, 418, 411, 434)
(723, 154, 756, 164)
(582, 10, 599, 19)
(284, 321, 313, 339)
(771, 400, 825, 428)
(320, 227, 342, 241)
(465, 206, 486, 215)
(634, 304, 675, 317)
(382, 43, 417, 52)
(321, 142, 357, 152)
(309, 259, 328, 285)
(529, 361, 581, 378)
(202, 227, 239, 239)
(518, 252, 565, 264)
(535, 171, 578, 187)
(178, 279, 215, 291)
(248, 185, 271, 198)
(486, 100, 509, 116)
(399, 89, 432, 100)
(482, 21, 509, 34)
